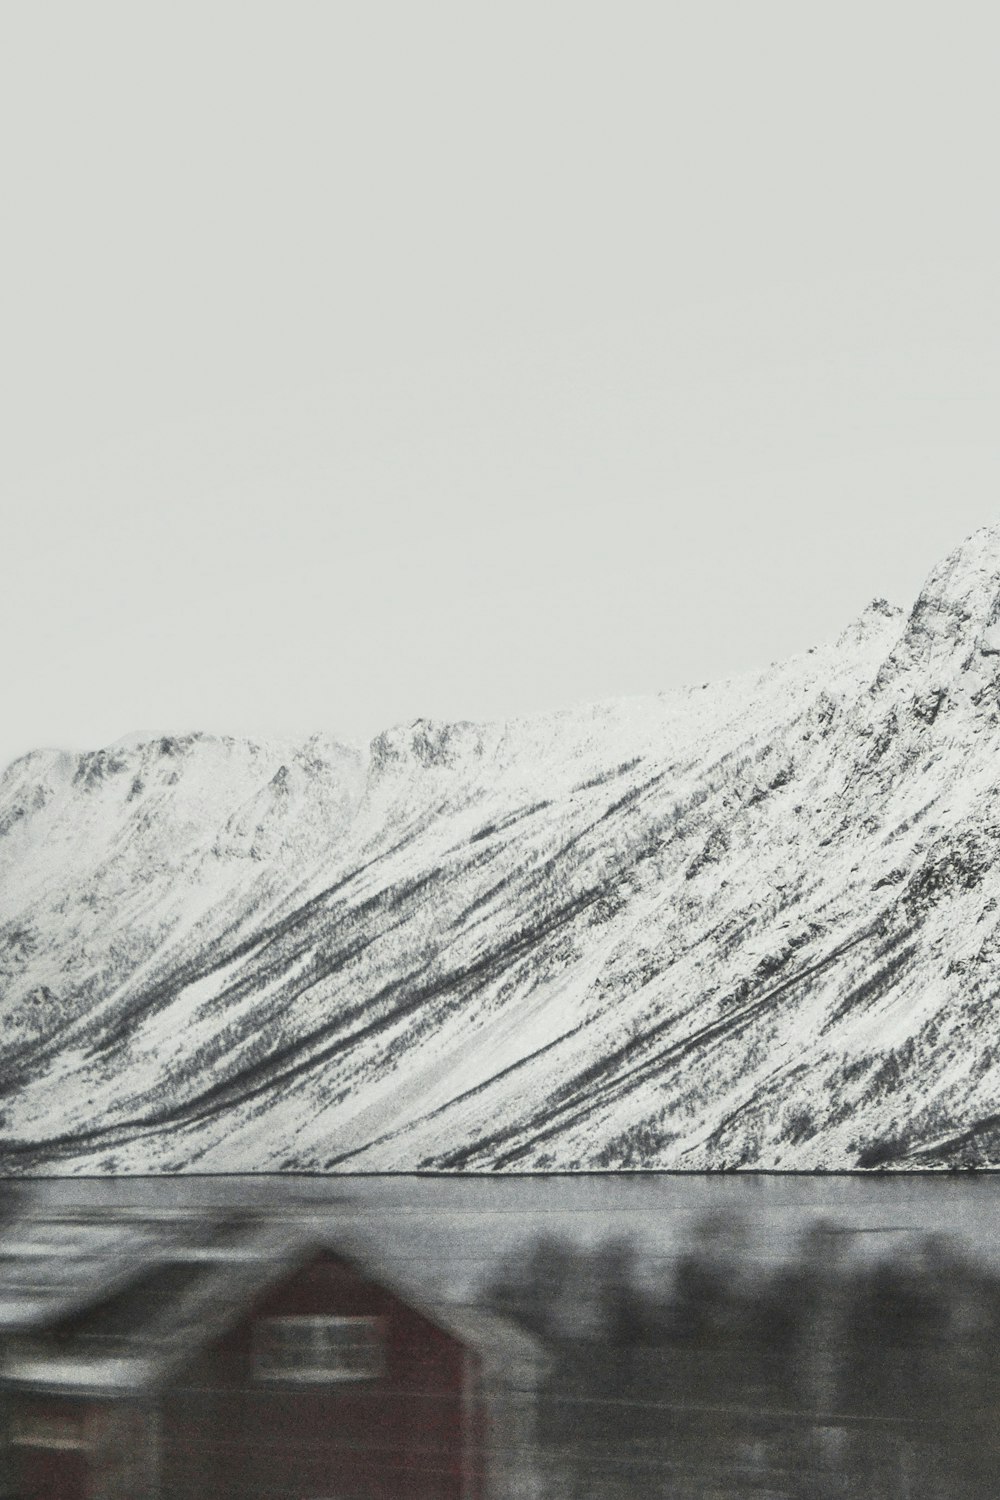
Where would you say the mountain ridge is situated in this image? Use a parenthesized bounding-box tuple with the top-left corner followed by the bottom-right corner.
(4, 525, 1000, 1172)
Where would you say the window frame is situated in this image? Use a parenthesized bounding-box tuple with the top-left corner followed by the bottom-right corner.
(252, 1314, 386, 1385)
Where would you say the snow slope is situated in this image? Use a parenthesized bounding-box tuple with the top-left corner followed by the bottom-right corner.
(5, 526, 1000, 1172)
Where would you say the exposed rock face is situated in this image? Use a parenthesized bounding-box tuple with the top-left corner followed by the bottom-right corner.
(5, 527, 1000, 1173)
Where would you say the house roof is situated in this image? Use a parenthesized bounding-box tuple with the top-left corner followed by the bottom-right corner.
(0, 1205, 546, 1397)
(0, 1205, 256, 1330)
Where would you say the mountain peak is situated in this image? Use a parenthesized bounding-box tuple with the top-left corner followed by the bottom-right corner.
(369, 718, 494, 774)
(872, 523, 1000, 695)
(835, 597, 904, 652)
(914, 523, 1000, 617)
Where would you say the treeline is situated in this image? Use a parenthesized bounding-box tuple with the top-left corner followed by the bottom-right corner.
(481, 1213, 1000, 1500)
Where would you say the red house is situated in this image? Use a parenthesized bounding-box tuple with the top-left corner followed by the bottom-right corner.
(0, 1206, 546, 1500)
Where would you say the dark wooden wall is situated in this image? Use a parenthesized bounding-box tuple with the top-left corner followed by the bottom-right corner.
(159, 1251, 485, 1500)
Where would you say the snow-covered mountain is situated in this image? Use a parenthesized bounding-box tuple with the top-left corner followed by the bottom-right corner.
(5, 526, 1000, 1173)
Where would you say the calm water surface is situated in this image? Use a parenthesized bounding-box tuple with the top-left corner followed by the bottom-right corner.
(20, 1173, 1000, 1304)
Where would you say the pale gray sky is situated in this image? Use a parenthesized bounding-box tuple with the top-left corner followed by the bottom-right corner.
(2, 2, 998, 773)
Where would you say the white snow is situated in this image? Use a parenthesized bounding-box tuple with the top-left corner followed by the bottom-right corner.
(7, 526, 1000, 1172)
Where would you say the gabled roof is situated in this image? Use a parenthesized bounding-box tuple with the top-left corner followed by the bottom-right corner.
(0, 1206, 546, 1397)
(0, 1205, 255, 1330)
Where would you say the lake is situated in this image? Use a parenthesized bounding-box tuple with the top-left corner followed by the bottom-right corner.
(18, 1172, 1000, 1304)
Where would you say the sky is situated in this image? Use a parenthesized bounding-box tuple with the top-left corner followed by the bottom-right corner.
(2, 2, 999, 774)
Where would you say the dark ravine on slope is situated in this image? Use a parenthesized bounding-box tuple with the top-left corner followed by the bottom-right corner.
(5, 525, 1000, 1173)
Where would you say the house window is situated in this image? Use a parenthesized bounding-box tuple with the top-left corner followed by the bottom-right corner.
(11, 1410, 87, 1450)
(253, 1316, 385, 1383)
